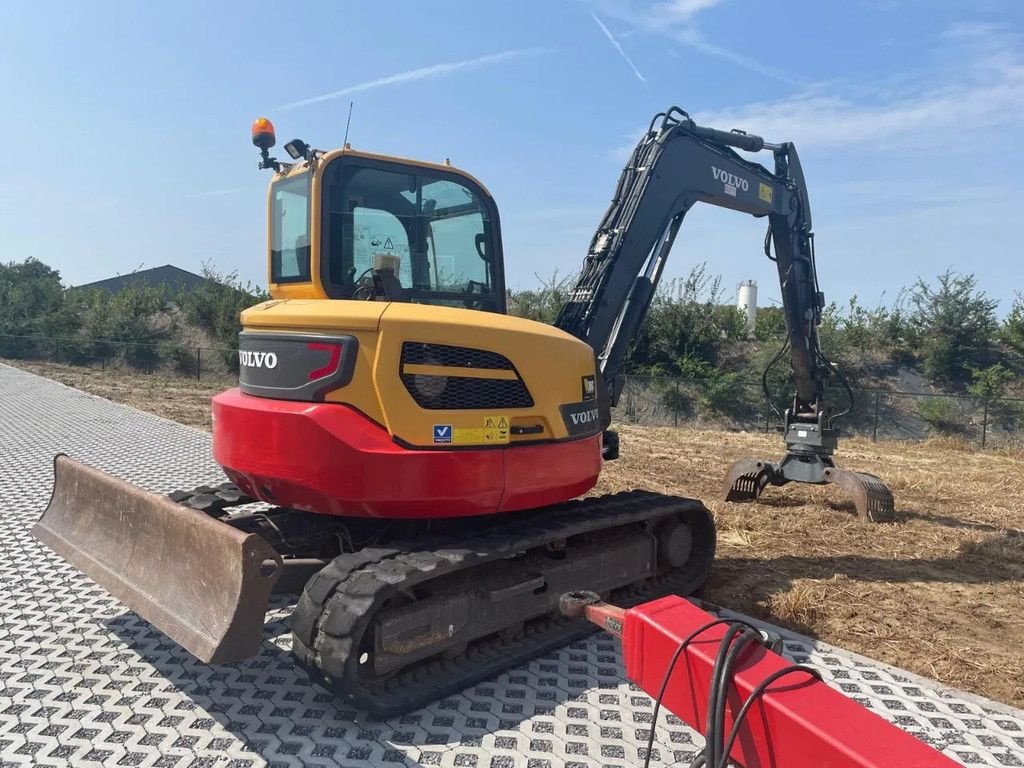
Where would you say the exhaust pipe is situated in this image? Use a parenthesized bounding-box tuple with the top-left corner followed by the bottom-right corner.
(33, 455, 283, 663)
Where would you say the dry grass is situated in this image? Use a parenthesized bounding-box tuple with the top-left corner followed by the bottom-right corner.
(596, 424, 1024, 708)
(8, 359, 1024, 708)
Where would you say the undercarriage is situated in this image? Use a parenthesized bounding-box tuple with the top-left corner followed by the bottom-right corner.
(36, 456, 716, 716)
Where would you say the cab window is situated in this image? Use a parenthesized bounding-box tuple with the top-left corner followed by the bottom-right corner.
(270, 173, 311, 283)
(321, 160, 503, 311)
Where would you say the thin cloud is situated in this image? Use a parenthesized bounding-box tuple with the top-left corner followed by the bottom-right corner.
(590, 13, 647, 86)
(588, 0, 800, 85)
(608, 24, 1024, 158)
(695, 60, 1024, 150)
(674, 27, 804, 86)
(279, 48, 551, 111)
(646, 0, 726, 24)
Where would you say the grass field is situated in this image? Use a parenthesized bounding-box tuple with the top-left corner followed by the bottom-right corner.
(10, 359, 1024, 708)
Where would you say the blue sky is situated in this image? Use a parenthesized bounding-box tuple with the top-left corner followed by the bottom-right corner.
(2, 0, 1022, 310)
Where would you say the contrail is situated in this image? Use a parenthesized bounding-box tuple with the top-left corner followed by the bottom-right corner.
(279, 48, 551, 111)
(591, 13, 647, 85)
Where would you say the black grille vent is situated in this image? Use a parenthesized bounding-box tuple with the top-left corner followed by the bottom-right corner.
(400, 342, 533, 410)
(401, 374, 534, 410)
(401, 342, 515, 371)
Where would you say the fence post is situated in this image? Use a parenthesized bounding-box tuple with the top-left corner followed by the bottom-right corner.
(872, 391, 880, 442)
(981, 399, 988, 449)
(674, 379, 679, 427)
(196, 348, 201, 381)
(54, 339, 60, 364)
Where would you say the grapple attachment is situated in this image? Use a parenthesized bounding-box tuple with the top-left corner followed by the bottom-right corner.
(822, 467, 895, 523)
(722, 457, 895, 523)
(33, 455, 283, 663)
(721, 458, 773, 504)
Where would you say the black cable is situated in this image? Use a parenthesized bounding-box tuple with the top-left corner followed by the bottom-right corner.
(817, 346, 856, 423)
(704, 630, 761, 768)
(714, 665, 822, 768)
(761, 339, 790, 419)
(763, 223, 776, 262)
(641, 618, 762, 768)
(641, 616, 823, 768)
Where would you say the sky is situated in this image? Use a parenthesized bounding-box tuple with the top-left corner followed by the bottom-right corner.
(2, 0, 1022, 310)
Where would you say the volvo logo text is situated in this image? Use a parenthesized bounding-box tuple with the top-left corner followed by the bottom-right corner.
(570, 408, 600, 426)
(239, 350, 279, 369)
(712, 166, 749, 197)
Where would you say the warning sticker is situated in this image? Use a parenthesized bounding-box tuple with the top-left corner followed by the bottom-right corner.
(447, 415, 510, 445)
(484, 415, 510, 443)
(759, 183, 773, 204)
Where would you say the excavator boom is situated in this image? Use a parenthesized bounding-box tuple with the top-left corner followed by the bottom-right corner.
(555, 107, 893, 520)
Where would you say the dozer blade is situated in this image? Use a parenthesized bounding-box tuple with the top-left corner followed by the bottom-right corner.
(33, 454, 283, 664)
(823, 467, 895, 523)
(721, 458, 774, 503)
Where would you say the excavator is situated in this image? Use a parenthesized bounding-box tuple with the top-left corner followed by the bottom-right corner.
(34, 107, 893, 716)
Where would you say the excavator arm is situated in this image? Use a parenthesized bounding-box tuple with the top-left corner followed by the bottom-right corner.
(556, 107, 894, 521)
(556, 108, 822, 416)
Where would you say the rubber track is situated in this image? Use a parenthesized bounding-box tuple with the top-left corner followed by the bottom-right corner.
(288, 490, 716, 716)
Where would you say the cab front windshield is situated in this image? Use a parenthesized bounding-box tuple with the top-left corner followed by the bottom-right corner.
(321, 160, 501, 311)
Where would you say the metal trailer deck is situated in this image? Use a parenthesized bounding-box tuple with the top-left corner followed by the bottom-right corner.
(1, 363, 1022, 767)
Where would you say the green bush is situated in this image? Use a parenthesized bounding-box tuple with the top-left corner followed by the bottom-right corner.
(1002, 293, 1024, 357)
(625, 264, 738, 375)
(968, 363, 1022, 431)
(74, 284, 171, 368)
(506, 271, 576, 324)
(915, 397, 967, 436)
(0, 258, 80, 356)
(177, 263, 269, 371)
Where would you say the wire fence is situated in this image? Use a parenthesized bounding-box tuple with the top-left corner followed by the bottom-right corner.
(616, 375, 1024, 448)
(0, 333, 238, 383)
(3, 334, 1022, 448)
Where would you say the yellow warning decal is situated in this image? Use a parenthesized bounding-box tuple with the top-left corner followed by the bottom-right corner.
(759, 183, 773, 204)
(452, 428, 485, 444)
(452, 415, 510, 444)
(483, 415, 510, 443)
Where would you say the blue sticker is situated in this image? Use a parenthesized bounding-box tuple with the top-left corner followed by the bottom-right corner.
(433, 424, 452, 444)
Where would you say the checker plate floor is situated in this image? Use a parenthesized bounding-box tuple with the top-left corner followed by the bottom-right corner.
(1, 364, 1022, 767)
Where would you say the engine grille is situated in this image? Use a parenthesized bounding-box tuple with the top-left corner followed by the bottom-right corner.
(401, 342, 515, 371)
(400, 342, 534, 410)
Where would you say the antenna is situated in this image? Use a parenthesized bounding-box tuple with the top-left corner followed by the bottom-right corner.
(343, 101, 354, 148)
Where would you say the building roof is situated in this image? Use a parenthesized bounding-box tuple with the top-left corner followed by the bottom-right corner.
(74, 265, 212, 294)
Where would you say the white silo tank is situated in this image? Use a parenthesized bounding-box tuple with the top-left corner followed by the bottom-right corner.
(737, 280, 757, 337)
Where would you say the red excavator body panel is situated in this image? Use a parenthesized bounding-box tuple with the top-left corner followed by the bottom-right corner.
(211, 388, 603, 519)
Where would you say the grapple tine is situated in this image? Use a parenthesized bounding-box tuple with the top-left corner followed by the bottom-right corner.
(721, 458, 773, 503)
(32, 454, 283, 663)
(823, 467, 895, 523)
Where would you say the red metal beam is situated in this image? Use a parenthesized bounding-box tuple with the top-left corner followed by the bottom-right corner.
(616, 596, 960, 768)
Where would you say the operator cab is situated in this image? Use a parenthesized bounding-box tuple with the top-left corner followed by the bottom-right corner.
(254, 117, 506, 312)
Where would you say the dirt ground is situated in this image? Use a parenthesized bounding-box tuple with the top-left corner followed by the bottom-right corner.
(8, 359, 1024, 708)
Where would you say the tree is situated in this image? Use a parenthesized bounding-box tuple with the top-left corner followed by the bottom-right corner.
(909, 270, 998, 385)
(177, 263, 270, 370)
(0, 258, 79, 356)
(1003, 293, 1024, 357)
(754, 305, 786, 342)
(968, 363, 1021, 431)
(506, 271, 576, 324)
(624, 263, 743, 376)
